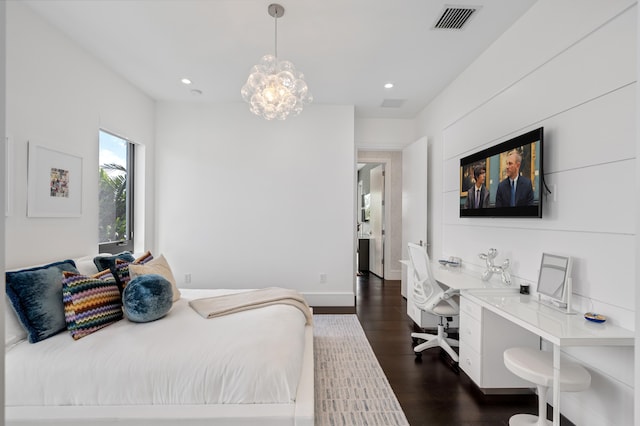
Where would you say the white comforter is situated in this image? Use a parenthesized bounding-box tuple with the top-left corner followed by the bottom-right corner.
(6, 289, 307, 407)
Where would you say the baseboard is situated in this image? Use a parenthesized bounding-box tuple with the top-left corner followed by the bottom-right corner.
(360, 269, 401, 281)
(312, 306, 357, 314)
(385, 268, 401, 280)
(302, 292, 355, 307)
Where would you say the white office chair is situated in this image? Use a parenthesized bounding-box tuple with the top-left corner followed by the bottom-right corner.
(408, 242, 460, 363)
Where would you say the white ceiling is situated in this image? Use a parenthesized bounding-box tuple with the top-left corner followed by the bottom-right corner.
(24, 0, 537, 119)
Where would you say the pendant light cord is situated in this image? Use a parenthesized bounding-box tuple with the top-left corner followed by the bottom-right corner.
(274, 11, 278, 59)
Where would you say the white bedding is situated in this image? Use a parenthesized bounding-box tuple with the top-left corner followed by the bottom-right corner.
(6, 289, 308, 407)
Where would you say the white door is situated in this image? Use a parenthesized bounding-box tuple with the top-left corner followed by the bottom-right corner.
(402, 137, 428, 296)
(369, 164, 384, 277)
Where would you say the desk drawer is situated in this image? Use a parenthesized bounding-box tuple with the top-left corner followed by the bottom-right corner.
(460, 296, 482, 320)
(459, 311, 482, 353)
(459, 345, 481, 384)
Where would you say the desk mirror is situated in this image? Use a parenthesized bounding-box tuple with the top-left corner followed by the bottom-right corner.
(537, 253, 573, 312)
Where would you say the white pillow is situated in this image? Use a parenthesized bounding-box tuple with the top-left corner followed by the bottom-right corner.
(129, 254, 181, 302)
(5, 297, 27, 350)
(73, 255, 101, 276)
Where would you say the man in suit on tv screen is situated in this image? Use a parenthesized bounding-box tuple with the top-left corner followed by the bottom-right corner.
(464, 166, 490, 209)
(495, 150, 534, 207)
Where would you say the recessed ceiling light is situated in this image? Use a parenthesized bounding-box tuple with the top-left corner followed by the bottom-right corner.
(384, 83, 394, 89)
(181, 78, 192, 85)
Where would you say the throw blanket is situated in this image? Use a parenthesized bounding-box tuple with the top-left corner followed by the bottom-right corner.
(189, 287, 313, 324)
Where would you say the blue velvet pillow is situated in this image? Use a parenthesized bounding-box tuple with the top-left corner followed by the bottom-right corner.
(6, 259, 79, 343)
(122, 274, 173, 323)
(93, 251, 135, 272)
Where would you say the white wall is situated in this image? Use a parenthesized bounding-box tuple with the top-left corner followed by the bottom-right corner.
(5, 1, 355, 307)
(4, 2, 156, 269)
(154, 102, 355, 306)
(355, 118, 416, 150)
(0, 0, 6, 419)
(636, 1, 640, 421)
(416, 1, 637, 425)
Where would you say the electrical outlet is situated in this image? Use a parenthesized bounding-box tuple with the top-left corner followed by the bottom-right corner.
(319, 273, 327, 284)
(184, 273, 192, 284)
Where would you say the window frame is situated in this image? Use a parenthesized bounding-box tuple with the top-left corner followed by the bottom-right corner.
(98, 130, 135, 254)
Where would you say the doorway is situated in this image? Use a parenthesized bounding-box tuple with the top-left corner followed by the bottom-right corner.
(356, 142, 426, 290)
(356, 150, 403, 282)
(357, 162, 385, 278)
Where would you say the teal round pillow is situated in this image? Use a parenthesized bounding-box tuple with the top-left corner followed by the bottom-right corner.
(123, 274, 173, 323)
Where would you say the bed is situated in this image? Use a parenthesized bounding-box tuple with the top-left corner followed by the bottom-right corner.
(5, 257, 314, 426)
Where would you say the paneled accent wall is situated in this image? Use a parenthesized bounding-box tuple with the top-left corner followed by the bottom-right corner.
(418, 1, 637, 425)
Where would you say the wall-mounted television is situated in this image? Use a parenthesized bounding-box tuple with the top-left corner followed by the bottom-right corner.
(460, 127, 543, 218)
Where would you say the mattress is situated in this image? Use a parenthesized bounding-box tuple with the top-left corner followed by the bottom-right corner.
(6, 289, 308, 407)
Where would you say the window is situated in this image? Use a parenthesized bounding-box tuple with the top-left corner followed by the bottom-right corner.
(98, 130, 134, 253)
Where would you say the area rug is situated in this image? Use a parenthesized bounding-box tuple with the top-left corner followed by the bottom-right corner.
(313, 314, 410, 426)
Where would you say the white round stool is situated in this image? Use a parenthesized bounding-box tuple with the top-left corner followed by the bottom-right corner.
(503, 347, 591, 426)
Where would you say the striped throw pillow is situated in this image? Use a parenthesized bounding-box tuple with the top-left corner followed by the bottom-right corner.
(114, 251, 154, 291)
(62, 270, 123, 340)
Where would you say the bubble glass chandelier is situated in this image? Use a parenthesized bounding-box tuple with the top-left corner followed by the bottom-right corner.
(241, 4, 312, 120)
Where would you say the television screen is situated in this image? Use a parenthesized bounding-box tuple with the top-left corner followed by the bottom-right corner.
(460, 127, 543, 218)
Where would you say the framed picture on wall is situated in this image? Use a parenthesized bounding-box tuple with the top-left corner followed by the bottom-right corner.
(27, 142, 83, 217)
(362, 193, 371, 222)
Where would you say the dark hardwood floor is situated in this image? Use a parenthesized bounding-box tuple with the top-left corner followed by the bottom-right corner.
(351, 273, 540, 426)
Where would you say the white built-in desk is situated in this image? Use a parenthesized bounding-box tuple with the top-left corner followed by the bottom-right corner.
(464, 289, 634, 426)
(430, 264, 498, 290)
(402, 262, 635, 426)
(465, 290, 635, 348)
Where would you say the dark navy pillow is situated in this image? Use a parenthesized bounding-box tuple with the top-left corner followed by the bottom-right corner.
(122, 274, 173, 323)
(6, 259, 79, 343)
(93, 252, 135, 288)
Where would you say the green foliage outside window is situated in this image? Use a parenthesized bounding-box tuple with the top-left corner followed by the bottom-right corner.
(99, 163, 127, 243)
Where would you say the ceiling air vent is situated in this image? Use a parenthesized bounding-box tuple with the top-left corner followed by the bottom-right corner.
(381, 99, 406, 108)
(433, 6, 479, 30)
